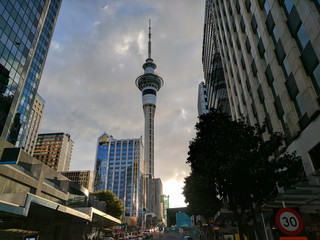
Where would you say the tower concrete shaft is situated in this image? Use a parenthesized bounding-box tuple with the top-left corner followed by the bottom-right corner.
(143, 104, 156, 178)
(136, 20, 164, 181)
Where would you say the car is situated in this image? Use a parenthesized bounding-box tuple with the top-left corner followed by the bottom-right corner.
(183, 236, 193, 240)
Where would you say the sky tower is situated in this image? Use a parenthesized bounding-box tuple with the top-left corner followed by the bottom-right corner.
(136, 20, 164, 180)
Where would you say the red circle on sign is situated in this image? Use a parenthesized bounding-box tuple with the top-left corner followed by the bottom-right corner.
(275, 208, 304, 236)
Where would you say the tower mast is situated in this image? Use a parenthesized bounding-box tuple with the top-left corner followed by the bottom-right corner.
(148, 19, 151, 59)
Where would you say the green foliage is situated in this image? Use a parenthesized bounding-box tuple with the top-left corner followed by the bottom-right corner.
(183, 171, 222, 218)
(184, 108, 303, 219)
(92, 190, 124, 219)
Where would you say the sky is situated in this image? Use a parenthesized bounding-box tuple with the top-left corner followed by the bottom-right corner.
(39, 0, 205, 208)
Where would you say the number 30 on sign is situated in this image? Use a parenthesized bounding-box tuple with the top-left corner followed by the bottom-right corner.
(275, 208, 304, 236)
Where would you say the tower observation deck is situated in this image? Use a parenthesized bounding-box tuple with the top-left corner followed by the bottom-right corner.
(135, 20, 164, 180)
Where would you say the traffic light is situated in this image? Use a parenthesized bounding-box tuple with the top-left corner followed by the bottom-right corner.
(143, 208, 146, 214)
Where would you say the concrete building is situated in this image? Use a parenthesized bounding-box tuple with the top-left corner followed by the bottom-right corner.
(33, 132, 73, 172)
(205, 0, 320, 239)
(93, 133, 144, 218)
(61, 170, 94, 193)
(208, 0, 320, 178)
(150, 178, 163, 219)
(0, 0, 62, 149)
(135, 21, 164, 213)
(0, 137, 120, 239)
(23, 94, 45, 155)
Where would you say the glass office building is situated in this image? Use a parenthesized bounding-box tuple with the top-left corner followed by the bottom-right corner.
(202, 0, 230, 115)
(94, 133, 144, 217)
(0, 0, 62, 148)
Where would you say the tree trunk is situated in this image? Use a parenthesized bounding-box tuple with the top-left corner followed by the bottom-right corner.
(229, 204, 246, 240)
(206, 217, 215, 240)
(249, 203, 264, 240)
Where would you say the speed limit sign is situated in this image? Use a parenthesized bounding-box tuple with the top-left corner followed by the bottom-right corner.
(275, 208, 304, 236)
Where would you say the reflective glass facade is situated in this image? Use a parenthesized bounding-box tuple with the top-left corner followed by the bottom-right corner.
(0, 0, 62, 148)
(202, 0, 230, 115)
(94, 133, 144, 217)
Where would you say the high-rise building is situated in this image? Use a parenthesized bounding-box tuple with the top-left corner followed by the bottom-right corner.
(61, 170, 94, 193)
(135, 20, 164, 212)
(202, 0, 230, 115)
(23, 93, 45, 155)
(150, 178, 163, 219)
(33, 132, 73, 172)
(0, 0, 62, 148)
(207, 0, 320, 175)
(93, 133, 144, 217)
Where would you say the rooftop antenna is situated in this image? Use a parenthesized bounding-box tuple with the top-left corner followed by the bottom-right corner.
(148, 19, 151, 59)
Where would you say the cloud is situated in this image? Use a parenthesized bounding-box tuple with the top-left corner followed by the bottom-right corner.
(50, 41, 61, 51)
(39, 0, 205, 206)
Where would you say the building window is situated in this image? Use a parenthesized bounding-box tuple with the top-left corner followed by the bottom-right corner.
(236, 0, 240, 14)
(257, 38, 265, 58)
(294, 93, 307, 119)
(309, 142, 320, 170)
(251, 15, 257, 33)
(245, 0, 251, 12)
(251, 60, 257, 77)
(310, 64, 320, 97)
(245, 37, 251, 53)
(240, 17, 245, 33)
(283, 0, 294, 15)
(296, 24, 309, 51)
(282, 57, 292, 79)
(272, 26, 280, 46)
(301, 42, 319, 75)
(264, 1, 270, 14)
(266, 13, 275, 35)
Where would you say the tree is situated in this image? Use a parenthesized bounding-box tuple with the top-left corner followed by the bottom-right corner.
(183, 171, 221, 219)
(184, 109, 303, 239)
(183, 171, 221, 240)
(92, 190, 124, 220)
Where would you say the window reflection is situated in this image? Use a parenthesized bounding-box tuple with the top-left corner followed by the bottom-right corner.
(284, 0, 294, 14)
(297, 25, 309, 51)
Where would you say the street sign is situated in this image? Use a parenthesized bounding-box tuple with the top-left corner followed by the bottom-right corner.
(159, 226, 163, 231)
(275, 208, 304, 236)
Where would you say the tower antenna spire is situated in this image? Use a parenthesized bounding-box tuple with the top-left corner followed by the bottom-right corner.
(148, 19, 151, 59)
